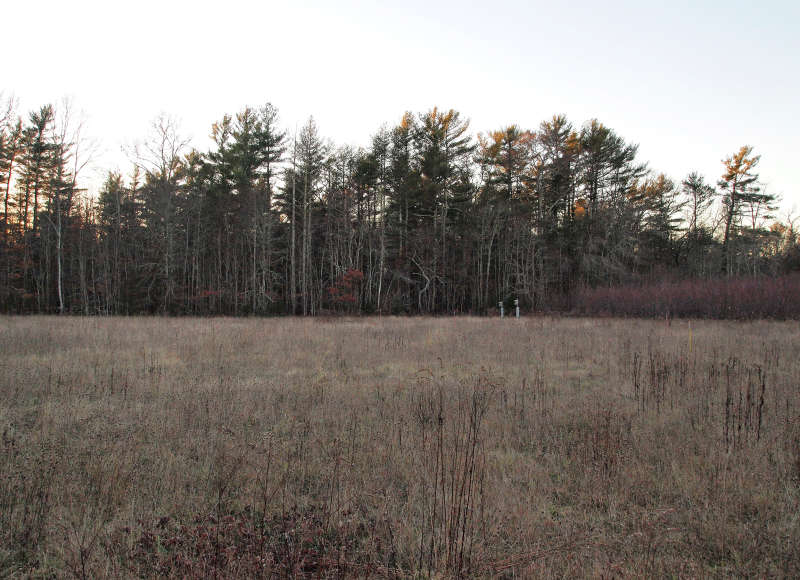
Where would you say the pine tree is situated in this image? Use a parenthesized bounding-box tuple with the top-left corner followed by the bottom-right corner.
(631, 173, 686, 272)
(275, 118, 326, 314)
(682, 172, 716, 234)
(719, 146, 776, 275)
(256, 104, 286, 309)
(1, 119, 23, 235)
(19, 106, 56, 238)
(414, 108, 474, 311)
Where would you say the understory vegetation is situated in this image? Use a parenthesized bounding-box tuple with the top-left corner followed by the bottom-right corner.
(1, 316, 798, 577)
(574, 274, 800, 319)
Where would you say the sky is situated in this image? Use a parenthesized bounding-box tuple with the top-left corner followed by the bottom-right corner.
(4, 0, 799, 215)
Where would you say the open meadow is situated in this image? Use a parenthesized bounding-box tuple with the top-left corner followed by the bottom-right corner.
(1, 316, 799, 578)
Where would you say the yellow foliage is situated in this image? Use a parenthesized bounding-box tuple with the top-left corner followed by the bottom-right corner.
(722, 145, 760, 183)
(399, 112, 414, 130)
(574, 198, 588, 219)
(771, 222, 786, 235)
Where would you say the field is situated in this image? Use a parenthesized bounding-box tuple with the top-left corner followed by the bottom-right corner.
(1, 316, 799, 578)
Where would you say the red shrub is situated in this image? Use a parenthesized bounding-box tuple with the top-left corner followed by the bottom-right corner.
(328, 269, 364, 309)
(573, 275, 800, 319)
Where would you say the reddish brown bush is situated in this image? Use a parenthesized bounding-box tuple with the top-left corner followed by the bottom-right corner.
(573, 275, 800, 319)
(328, 269, 365, 310)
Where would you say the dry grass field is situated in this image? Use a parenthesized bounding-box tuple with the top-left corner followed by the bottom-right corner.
(1, 316, 799, 578)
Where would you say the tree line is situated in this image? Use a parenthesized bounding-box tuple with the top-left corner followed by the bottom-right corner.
(0, 96, 796, 315)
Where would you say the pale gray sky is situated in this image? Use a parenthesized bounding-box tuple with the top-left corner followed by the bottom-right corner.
(5, 0, 798, 212)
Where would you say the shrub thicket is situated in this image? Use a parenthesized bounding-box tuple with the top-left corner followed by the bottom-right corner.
(574, 275, 800, 319)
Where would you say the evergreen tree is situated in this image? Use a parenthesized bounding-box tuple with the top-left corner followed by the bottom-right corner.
(719, 146, 776, 275)
(631, 173, 686, 272)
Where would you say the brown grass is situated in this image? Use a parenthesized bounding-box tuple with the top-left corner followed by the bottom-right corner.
(1, 316, 798, 578)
